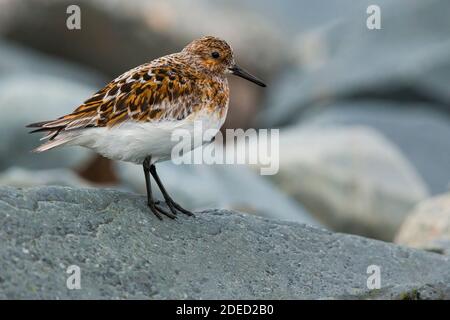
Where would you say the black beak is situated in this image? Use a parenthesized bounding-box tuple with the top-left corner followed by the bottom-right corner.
(229, 65, 266, 87)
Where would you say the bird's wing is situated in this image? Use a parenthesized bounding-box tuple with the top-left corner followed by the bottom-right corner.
(28, 61, 202, 134)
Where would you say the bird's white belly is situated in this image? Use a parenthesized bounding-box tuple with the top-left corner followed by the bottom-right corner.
(74, 109, 226, 164)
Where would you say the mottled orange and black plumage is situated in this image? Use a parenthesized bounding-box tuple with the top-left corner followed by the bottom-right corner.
(60, 60, 228, 127)
(28, 36, 264, 154)
(29, 39, 230, 141)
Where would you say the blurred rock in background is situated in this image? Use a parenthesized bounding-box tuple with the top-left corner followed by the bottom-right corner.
(0, 167, 93, 188)
(249, 0, 450, 238)
(0, 41, 102, 171)
(248, 125, 428, 240)
(0, 40, 103, 86)
(258, 0, 450, 127)
(395, 193, 450, 255)
(298, 102, 450, 196)
(257, 0, 450, 194)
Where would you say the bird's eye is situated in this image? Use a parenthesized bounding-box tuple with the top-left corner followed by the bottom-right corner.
(211, 51, 220, 59)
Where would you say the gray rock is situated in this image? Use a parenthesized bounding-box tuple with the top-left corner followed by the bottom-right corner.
(118, 161, 319, 227)
(235, 0, 405, 36)
(0, 74, 96, 171)
(253, 125, 428, 241)
(1, 0, 285, 79)
(298, 101, 450, 195)
(1, 186, 449, 299)
(0, 167, 92, 188)
(258, 0, 450, 127)
(0, 0, 179, 79)
(0, 40, 105, 87)
(0, 40, 106, 171)
(395, 193, 450, 255)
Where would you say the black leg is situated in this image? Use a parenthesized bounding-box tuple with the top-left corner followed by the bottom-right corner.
(149, 164, 195, 217)
(143, 157, 176, 220)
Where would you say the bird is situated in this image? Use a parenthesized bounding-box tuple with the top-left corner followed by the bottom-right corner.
(27, 36, 266, 220)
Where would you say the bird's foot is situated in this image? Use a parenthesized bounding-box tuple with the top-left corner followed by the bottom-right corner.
(166, 198, 195, 217)
(148, 201, 176, 220)
(148, 200, 195, 219)
(157, 198, 195, 217)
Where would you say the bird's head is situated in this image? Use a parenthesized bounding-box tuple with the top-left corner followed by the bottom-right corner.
(182, 36, 266, 87)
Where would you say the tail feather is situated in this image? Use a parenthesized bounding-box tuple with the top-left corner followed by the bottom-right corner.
(26, 121, 53, 128)
(28, 119, 68, 128)
(32, 134, 76, 152)
(27, 119, 78, 152)
(40, 129, 62, 141)
(28, 127, 60, 134)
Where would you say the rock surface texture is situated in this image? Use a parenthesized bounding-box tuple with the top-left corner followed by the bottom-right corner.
(1, 186, 449, 299)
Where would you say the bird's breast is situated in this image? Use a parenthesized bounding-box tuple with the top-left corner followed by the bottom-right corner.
(199, 76, 229, 119)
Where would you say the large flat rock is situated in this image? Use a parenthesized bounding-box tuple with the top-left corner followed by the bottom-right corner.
(0, 186, 449, 299)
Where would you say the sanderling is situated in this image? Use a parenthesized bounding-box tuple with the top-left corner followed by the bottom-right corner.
(27, 36, 266, 219)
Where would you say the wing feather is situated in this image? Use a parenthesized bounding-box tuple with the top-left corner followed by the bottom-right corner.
(28, 57, 201, 139)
